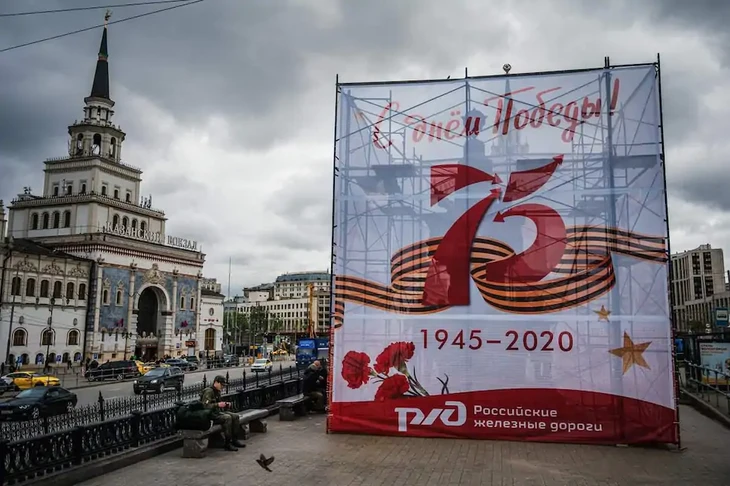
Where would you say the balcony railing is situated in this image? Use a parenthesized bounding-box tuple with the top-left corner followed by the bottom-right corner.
(45, 154, 142, 173)
(11, 191, 165, 215)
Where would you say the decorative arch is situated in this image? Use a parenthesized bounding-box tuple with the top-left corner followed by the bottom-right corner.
(134, 284, 171, 312)
(12, 328, 27, 347)
(67, 329, 80, 346)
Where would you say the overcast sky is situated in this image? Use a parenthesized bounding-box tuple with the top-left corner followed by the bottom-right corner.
(1, 0, 728, 296)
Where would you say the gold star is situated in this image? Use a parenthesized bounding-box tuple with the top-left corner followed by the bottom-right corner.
(594, 305, 611, 321)
(609, 332, 652, 374)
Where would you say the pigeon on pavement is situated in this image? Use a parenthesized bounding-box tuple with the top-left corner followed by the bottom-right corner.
(256, 454, 275, 472)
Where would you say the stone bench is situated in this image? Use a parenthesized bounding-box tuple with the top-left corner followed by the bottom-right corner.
(180, 408, 269, 458)
(276, 394, 311, 421)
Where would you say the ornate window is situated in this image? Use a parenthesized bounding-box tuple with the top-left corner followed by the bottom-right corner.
(103, 289, 110, 305)
(112, 214, 119, 228)
(53, 281, 62, 299)
(10, 277, 21, 296)
(41, 329, 54, 346)
(12, 329, 27, 347)
(78, 283, 87, 300)
(66, 282, 75, 300)
(67, 329, 80, 346)
(25, 278, 36, 297)
(40, 280, 50, 298)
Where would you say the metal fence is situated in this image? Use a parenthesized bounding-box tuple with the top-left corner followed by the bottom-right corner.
(0, 374, 302, 486)
(682, 360, 730, 416)
(0, 365, 295, 442)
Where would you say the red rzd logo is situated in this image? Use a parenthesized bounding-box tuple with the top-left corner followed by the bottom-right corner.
(395, 401, 467, 432)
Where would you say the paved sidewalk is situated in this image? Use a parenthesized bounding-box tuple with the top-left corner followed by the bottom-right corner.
(80, 405, 730, 486)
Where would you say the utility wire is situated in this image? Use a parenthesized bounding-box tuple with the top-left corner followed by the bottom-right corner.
(0, 1, 193, 18)
(0, 0, 205, 53)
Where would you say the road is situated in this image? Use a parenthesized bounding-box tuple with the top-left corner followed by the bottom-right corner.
(4, 360, 297, 407)
(74, 360, 297, 406)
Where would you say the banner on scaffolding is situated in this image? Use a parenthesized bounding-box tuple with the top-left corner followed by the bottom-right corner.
(327, 64, 678, 445)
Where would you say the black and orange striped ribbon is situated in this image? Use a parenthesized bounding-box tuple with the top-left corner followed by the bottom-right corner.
(332, 226, 667, 326)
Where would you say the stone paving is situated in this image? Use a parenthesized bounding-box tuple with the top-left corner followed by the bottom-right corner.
(80, 405, 730, 486)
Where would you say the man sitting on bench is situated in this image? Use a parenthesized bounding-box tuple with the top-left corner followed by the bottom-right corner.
(200, 375, 247, 451)
(303, 360, 327, 413)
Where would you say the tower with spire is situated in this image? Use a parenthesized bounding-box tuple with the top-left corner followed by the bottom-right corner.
(1, 15, 212, 367)
(69, 10, 126, 164)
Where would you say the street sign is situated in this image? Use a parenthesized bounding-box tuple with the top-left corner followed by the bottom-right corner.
(716, 308, 729, 327)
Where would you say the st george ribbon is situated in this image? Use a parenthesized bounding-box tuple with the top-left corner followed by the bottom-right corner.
(328, 63, 678, 445)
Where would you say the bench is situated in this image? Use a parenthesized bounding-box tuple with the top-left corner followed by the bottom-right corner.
(276, 394, 311, 421)
(180, 408, 269, 458)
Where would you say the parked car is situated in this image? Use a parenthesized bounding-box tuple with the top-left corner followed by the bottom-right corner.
(2, 372, 61, 390)
(184, 356, 200, 366)
(133, 366, 184, 394)
(251, 358, 273, 373)
(0, 386, 77, 420)
(84, 360, 140, 382)
(0, 379, 10, 395)
(141, 362, 170, 374)
(165, 358, 197, 371)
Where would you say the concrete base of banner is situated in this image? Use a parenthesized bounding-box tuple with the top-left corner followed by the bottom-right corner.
(680, 388, 730, 429)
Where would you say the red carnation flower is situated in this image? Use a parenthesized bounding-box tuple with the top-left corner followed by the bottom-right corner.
(340, 351, 372, 389)
(374, 374, 410, 401)
(373, 342, 416, 374)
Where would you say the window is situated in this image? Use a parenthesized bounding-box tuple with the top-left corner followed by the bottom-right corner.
(42, 213, 49, 229)
(113, 188, 119, 199)
(12, 329, 27, 347)
(52, 212, 60, 229)
(62, 352, 70, 363)
(63, 211, 71, 228)
(204, 328, 216, 351)
(41, 330, 54, 346)
(190, 298, 195, 310)
(101, 185, 108, 196)
(80, 182, 87, 194)
(11, 277, 21, 296)
(53, 185, 59, 196)
(78, 283, 87, 300)
(40, 280, 49, 298)
(112, 214, 119, 228)
(66, 184, 72, 195)
(126, 192, 131, 203)
(122, 217, 129, 229)
(31, 213, 39, 230)
(53, 281, 62, 299)
(116, 290, 122, 306)
(131, 219, 137, 231)
(103, 289, 110, 305)
(25, 278, 36, 297)
(67, 330, 80, 346)
(140, 221, 146, 232)
(66, 282, 75, 300)
(180, 297, 186, 310)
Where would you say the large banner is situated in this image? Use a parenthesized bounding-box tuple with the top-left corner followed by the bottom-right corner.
(328, 65, 678, 445)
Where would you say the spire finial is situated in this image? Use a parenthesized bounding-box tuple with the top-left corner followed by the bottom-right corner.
(104, 10, 112, 27)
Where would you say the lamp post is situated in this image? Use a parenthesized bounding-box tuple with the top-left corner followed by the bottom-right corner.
(119, 330, 134, 360)
(45, 297, 55, 371)
(1, 238, 14, 365)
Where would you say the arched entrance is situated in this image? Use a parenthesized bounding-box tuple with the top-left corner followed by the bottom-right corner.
(135, 286, 163, 361)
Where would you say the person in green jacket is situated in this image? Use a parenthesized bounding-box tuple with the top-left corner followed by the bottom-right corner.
(200, 375, 246, 451)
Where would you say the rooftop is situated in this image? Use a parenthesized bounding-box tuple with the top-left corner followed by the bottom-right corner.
(275, 271, 330, 283)
(79, 405, 729, 486)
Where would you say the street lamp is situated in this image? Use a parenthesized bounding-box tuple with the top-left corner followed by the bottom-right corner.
(44, 297, 55, 371)
(118, 330, 134, 360)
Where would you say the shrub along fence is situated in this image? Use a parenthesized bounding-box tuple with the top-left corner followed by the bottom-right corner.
(0, 370, 302, 486)
(0, 365, 294, 443)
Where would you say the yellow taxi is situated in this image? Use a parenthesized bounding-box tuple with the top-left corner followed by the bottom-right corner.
(3, 372, 61, 391)
(141, 362, 169, 374)
(133, 360, 146, 375)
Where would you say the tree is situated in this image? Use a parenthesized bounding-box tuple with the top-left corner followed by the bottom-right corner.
(249, 305, 270, 343)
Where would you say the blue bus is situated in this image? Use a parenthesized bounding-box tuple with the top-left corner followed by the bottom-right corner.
(296, 338, 329, 368)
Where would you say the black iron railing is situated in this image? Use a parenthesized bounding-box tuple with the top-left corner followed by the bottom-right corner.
(683, 360, 730, 415)
(0, 365, 295, 442)
(0, 372, 302, 486)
